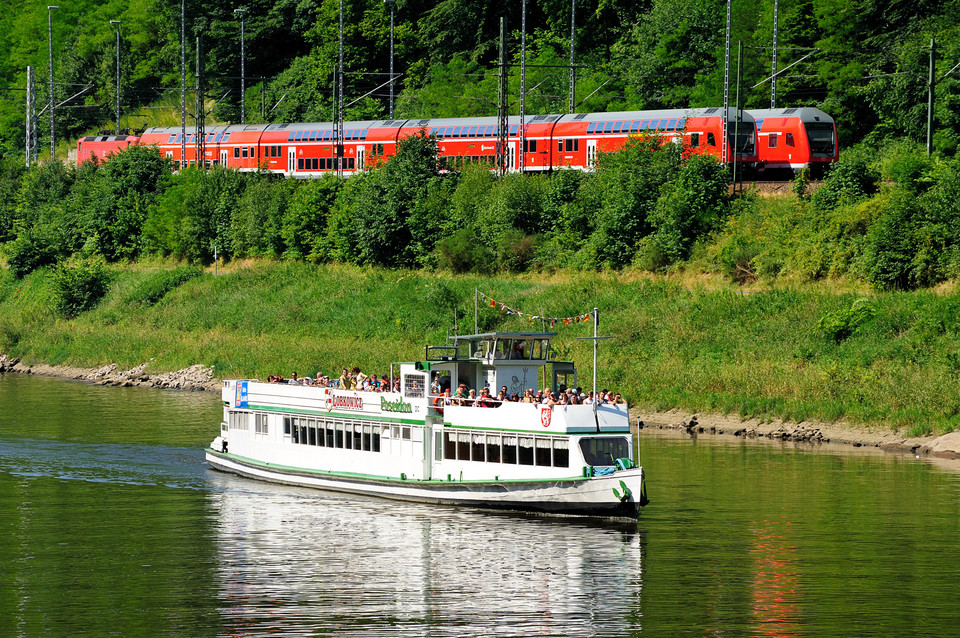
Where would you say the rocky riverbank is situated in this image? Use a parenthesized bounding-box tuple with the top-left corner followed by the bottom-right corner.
(631, 409, 960, 460)
(3, 351, 959, 460)
(0, 354, 217, 392)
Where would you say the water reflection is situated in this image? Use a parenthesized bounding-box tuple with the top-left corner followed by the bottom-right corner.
(750, 519, 802, 638)
(207, 473, 644, 637)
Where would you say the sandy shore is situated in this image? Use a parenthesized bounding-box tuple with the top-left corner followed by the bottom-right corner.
(3, 352, 959, 459)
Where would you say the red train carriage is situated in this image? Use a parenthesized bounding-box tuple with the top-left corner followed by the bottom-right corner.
(259, 120, 379, 177)
(76, 134, 139, 164)
(748, 108, 838, 176)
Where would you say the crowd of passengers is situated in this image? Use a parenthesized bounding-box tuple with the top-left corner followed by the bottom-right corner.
(265, 366, 625, 406)
(267, 366, 400, 392)
(432, 380, 624, 407)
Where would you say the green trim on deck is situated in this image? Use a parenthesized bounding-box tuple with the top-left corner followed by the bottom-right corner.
(244, 403, 426, 425)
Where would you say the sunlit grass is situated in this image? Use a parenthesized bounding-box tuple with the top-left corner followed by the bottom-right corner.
(2, 261, 959, 436)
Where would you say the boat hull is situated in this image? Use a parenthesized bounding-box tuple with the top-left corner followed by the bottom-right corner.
(206, 448, 644, 520)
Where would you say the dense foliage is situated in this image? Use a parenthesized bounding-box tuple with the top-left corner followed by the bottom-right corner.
(1, 0, 959, 156)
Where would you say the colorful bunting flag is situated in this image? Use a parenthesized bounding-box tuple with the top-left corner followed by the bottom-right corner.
(477, 291, 595, 328)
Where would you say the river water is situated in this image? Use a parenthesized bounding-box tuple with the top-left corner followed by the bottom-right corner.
(2, 373, 959, 637)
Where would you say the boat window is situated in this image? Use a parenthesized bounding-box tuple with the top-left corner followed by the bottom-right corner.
(579, 437, 630, 466)
(372, 426, 381, 452)
(402, 426, 411, 440)
(535, 438, 552, 466)
(335, 421, 345, 448)
(553, 439, 569, 467)
(353, 424, 363, 450)
(363, 424, 372, 451)
(457, 432, 471, 460)
(444, 431, 457, 459)
(284, 416, 292, 436)
(308, 422, 317, 446)
(486, 434, 501, 463)
(518, 436, 535, 465)
(502, 435, 518, 463)
(325, 421, 335, 447)
(472, 434, 486, 462)
(229, 411, 249, 431)
(403, 374, 426, 398)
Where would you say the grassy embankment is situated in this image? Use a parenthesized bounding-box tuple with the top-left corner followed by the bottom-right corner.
(1, 260, 959, 438)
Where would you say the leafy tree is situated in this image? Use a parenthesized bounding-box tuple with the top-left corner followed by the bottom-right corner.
(648, 153, 730, 264)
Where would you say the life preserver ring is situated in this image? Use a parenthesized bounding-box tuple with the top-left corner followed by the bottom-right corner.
(433, 396, 444, 416)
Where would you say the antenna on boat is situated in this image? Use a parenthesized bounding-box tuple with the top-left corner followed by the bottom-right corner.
(578, 307, 612, 433)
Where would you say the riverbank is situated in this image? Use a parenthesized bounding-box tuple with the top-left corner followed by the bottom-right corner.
(4, 351, 959, 459)
(0, 354, 217, 392)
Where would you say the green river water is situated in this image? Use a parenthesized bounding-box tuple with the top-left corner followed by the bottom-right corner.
(1, 372, 959, 637)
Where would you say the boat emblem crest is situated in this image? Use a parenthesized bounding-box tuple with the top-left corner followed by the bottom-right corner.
(540, 407, 552, 428)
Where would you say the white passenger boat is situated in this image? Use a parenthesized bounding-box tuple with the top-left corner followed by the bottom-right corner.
(206, 331, 648, 520)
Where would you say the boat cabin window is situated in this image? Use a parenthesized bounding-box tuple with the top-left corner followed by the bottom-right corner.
(579, 437, 631, 466)
(442, 430, 569, 468)
(403, 374, 426, 398)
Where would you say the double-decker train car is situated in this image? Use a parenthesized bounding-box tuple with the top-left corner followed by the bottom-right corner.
(75, 134, 139, 163)
(748, 107, 838, 176)
(76, 107, 771, 176)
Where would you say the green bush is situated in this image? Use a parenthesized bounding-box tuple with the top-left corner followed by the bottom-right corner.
(125, 266, 202, 306)
(6, 233, 57, 278)
(817, 297, 876, 343)
(51, 259, 112, 318)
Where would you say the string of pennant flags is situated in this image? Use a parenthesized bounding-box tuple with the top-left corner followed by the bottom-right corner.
(477, 291, 595, 327)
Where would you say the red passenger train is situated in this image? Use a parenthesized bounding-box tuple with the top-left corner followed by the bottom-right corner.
(77, 107, 766, 175)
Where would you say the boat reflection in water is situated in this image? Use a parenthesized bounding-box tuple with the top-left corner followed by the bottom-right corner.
(207, 473, 644, 637)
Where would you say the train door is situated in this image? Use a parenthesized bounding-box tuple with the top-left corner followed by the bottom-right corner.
(508, 142, 516, 172)
(219, 149, 228, 166)
(357, 146, 365, 172)
(587, 139, 597, 169)
(288, 147, 296, 175)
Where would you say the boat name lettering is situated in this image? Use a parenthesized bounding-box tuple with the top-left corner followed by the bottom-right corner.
(381, 396, 413, 414)
(330, 393, 364, 410)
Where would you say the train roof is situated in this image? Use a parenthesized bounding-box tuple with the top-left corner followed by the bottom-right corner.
(746, 107, 833, 125)
(140, 107, 756, 139)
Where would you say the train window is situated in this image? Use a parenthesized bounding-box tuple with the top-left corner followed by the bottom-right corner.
(430, 127, 439, 137)
(676, 118, 686, 130)
(614, 121, 624, 133)
(510, 124, 519, 135)
(485, 125, 495, 135)
(349, 158, 355, 169)
(587, 122, 596, 134)
(165, 151, 173, 158)
(690, 133, 700, 147)
(287, 131, 295, 142)
(707, 132, 716, 146)
(452, 126, 462, 137)
(786, 133, 795, 146)
(242, 147, 248, 158)
(361, 130, 368, 140)
(768, 134, 778, 148)
(603, 121, 614, 133)
(234, 147, 240, 158)
(248, 146, 255, 157)
(468, 125, 477, 137)
(558, 140, 563, 153)
(297, 159, 304, 170)
(311, 158, 317, 170)
(167, 134, 177, 144)
(667, 118, 678, 130)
